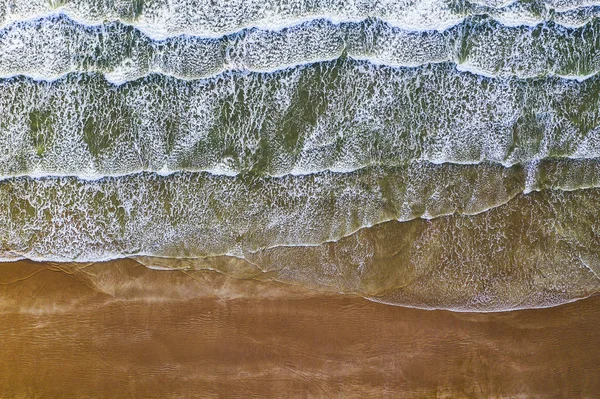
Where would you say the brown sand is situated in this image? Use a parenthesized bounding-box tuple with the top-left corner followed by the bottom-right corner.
(0, 259, 599, 398)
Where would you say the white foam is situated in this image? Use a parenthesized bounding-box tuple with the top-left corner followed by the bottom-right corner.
(0, 0, 599, 41)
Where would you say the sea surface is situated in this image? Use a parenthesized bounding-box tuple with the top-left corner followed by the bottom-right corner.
(1, 0, 600, 312)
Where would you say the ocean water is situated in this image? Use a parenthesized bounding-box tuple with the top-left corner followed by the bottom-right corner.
(1, 0, 600, 310)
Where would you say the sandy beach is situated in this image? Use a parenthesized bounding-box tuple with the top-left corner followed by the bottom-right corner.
(1, 259, 598, 398)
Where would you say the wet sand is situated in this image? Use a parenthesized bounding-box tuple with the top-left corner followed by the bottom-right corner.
(1, 259, 599, 398)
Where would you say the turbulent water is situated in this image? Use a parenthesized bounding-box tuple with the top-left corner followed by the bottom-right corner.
(1, 0, 600, 310)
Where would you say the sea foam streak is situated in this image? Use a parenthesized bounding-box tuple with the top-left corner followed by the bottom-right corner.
(1, 60, 600, 179)
(1, 0, 600, 39)
(2, 16, 600, 85)
(1, 158, 600, 263)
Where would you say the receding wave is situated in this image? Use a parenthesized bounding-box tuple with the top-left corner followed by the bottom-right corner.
(132, 187, 600, 312)
(1, 158, 600, 263)
(1, 60, 600, 179)
(1, 16, 600, 85)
